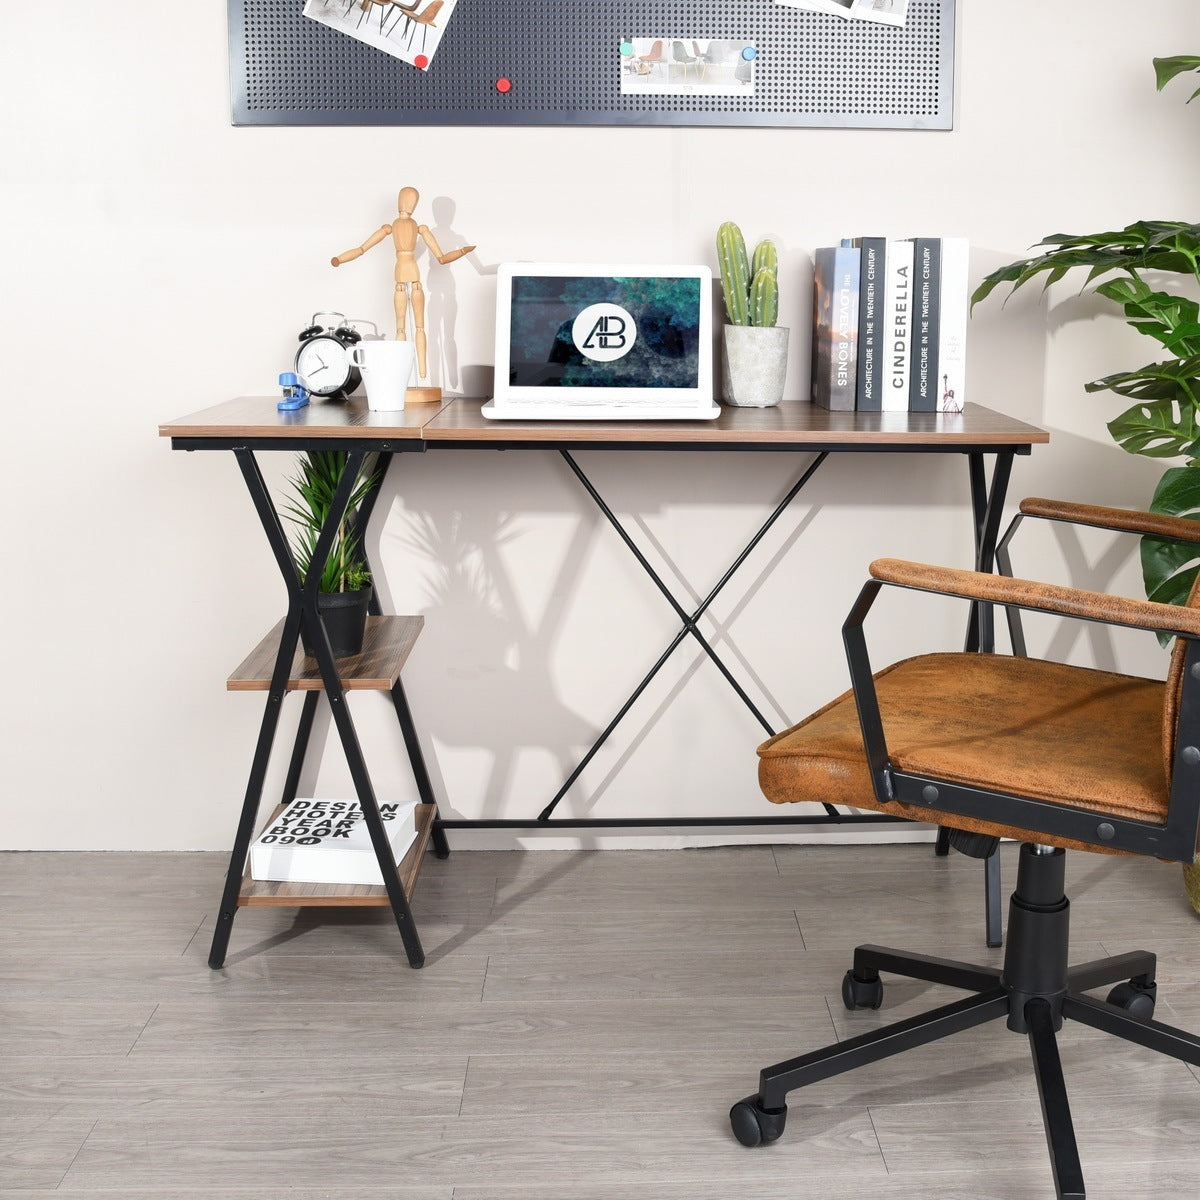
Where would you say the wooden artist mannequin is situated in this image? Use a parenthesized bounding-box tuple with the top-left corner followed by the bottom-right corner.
(331, 185, 474, 402)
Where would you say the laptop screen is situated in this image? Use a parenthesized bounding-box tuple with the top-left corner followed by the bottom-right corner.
(507, 273, 704, 393)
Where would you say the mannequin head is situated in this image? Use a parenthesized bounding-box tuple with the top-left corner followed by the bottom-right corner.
(397, 186, 420, 216)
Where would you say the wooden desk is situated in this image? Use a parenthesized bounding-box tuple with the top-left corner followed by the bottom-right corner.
(162, 397, 1047, 960)
(163, 394, 1047, 451)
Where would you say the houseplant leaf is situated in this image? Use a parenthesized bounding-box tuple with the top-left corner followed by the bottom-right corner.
(1105, 395, 1199, 458)
(1094, 278, 1200, 354)
(1140, 465, 1200, 644)
(1154, 54, 1200, 99)
(282, 451, 380, 592)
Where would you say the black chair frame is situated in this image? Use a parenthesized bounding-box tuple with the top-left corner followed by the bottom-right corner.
(731, 571, 1200, 1200)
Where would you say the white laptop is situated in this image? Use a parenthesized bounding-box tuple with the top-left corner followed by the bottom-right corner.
(485, 263, 718, 420)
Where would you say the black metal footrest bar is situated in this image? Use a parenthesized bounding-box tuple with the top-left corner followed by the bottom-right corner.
(441, 812, 904, 830)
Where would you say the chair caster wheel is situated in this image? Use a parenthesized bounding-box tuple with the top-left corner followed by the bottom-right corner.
(842, 969, 883, 1010)
(730, 1096, 787, 1147)
(1106, 979, 1157, 1018)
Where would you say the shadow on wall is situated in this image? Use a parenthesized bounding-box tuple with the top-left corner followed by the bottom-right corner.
(396, 501, 601, 819)
(361, 446, 1020, 821)
(426, 194, 501, 394)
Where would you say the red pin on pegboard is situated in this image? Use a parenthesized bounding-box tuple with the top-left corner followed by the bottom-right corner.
(496, 76, 512, 94)
(414, 54, 429, 70)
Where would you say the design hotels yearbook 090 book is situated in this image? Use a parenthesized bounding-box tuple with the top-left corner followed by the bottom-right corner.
(250, 799, 420, 885)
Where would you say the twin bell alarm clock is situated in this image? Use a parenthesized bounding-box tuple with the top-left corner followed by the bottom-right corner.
(294, 312, 376, 399)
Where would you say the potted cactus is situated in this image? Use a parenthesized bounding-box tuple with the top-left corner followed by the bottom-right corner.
(717, 220, 789, 406)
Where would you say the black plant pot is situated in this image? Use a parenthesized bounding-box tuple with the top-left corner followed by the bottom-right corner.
(301, 586, 372, 658)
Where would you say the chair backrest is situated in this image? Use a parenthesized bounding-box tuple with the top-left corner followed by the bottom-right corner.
(1162, 570, 1200, 779)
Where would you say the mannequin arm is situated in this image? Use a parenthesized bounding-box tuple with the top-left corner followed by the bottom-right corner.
(331, 224, 392, 267)
(418, 224, 475, 264)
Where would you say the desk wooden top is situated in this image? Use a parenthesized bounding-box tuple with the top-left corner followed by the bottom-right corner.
(161, 396, 1048, 451)
(158, 394, 440, 441)
(422, 399, 1048, 448)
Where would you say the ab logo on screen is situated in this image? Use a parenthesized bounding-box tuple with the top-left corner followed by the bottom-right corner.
(572, 303, 637, 362)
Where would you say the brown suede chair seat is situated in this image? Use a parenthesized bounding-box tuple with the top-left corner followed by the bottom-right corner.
(758, 651, 1167, 855)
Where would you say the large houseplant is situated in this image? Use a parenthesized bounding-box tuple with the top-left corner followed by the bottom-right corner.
(973, 54, 1200, 911)
(282, 450, 379, 658)
(973, 57, 1200, 610)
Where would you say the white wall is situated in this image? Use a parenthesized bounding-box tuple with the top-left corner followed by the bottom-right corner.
(3, 3, 1198, 849)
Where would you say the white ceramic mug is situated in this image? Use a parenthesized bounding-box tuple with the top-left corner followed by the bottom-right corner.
(350, 339, 416, 411)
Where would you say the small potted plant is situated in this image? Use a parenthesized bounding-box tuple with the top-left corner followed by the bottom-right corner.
(282, 450, 379, 658)
(716, 220, 788, 406)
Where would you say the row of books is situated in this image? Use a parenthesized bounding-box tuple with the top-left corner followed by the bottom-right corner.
(811, 236, 968, 414)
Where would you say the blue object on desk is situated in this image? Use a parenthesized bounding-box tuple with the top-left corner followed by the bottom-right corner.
(277, 372, 310, 411)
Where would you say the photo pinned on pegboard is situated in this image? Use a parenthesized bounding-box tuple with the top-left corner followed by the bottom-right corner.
(303, 0, 460, 70)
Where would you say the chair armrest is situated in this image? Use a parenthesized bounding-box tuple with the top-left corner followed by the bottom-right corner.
(1020, 497, 1200, 545)
(870, 557, 1200, 639)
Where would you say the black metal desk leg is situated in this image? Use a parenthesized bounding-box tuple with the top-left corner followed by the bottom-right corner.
(965, 450, 1014, 654)
(321, 667, 426, 968)
(209, 446, 320, 969)
(208, 607, 303, 969)
(391, 677, 450, 859)
(290, 451, 428, 969)
(962, 452, 1015, 949)
(281, 691, 320, 807)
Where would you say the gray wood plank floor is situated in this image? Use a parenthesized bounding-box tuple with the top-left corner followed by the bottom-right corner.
(2, 841, 1199, 1198)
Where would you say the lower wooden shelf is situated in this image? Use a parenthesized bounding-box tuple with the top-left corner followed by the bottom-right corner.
(238, 801, 437, 907)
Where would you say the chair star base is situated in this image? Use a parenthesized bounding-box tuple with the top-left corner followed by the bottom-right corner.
(730, 844, 1200, 1200)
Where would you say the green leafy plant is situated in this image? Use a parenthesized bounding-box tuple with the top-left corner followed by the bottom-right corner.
(717, 221, 779, 327)
(282, 451, 379, 594)
(972, 56, 1200, 616)
(971, 220, 1200, 461)
(1155, 54, 1200, 100)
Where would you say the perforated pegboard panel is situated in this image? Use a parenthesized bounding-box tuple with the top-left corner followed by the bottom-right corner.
(231, 1, 954, 129)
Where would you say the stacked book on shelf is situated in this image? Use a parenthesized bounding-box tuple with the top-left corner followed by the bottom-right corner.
(250, 797, 419, 885)
(811, 236, 969, 414)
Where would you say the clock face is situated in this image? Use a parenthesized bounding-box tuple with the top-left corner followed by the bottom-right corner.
(296, 336, 354, 396)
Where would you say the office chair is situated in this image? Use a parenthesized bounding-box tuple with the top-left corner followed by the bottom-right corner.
(729, 497, 1200, 1200)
